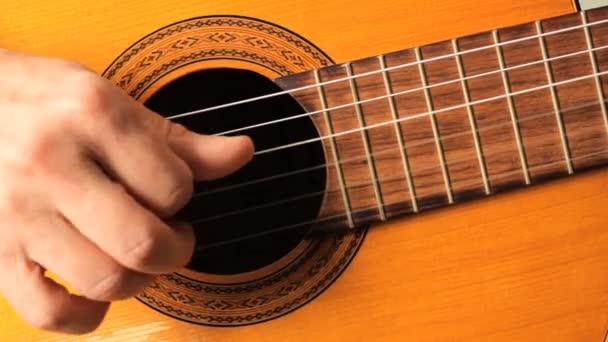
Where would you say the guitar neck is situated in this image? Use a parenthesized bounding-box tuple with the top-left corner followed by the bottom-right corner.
(275, 6, 608, 232)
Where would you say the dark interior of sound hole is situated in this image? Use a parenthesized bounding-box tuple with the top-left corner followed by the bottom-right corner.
(145, 68, 325, 275)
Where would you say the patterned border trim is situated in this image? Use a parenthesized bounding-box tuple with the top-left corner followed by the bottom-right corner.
(103, 15, 331, 81)
(166, 239, 322, 294)
(103, 15, 368, 327)
(139, 230, 365, 326)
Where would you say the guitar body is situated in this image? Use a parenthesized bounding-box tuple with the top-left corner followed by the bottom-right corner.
(2, 0, 608, 341)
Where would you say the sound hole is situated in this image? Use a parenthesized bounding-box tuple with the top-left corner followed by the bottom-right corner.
(145, 68, 325, 275)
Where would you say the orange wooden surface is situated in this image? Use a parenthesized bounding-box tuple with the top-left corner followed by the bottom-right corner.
(3, 1, 608, 341)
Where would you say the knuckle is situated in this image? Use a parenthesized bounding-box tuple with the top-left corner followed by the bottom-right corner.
(122, 227, 161, 271)
(81, 266, 131, 301)
(70, 76, 108, 114)
(23, 300, 69, 331)
(167, 122, 189, 139)
(162, 178, 193, 215)
(6, 133, 68, 179)
(15, 135, 53, 173)
(60, 73, 113, 124)
(0, 187, 25, 217)
(2, 128, 56, 177)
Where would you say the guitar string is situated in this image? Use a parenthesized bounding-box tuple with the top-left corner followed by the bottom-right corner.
(191, 42, 608, 199)
(190, 62, 608, 200)
(190, 98, 606, 224)
(194, 148, 608, 251)
(157, 15, 608, 249)
(166, 15, 608, 122)
(216, 44, 608, 139)
(252, 70, 608, 156)
(191, 105, 572, 200)
(191, 95, 608, 214)
(159, 19, 608, 246)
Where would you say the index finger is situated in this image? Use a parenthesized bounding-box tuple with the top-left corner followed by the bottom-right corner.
(53, 159, 195, 274)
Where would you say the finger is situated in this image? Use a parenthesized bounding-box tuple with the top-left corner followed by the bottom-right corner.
(0, 256, 109, 334)
(54, 159, 195, 274)
(24, 212, 155, 302)
(85, 89, 193, 218)
(168, 123, 254, 181)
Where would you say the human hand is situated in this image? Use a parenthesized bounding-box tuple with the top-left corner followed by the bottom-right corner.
(0, 49, 254, 334)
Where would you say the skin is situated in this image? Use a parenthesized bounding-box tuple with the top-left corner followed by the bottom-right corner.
(0, 49, 255, 334)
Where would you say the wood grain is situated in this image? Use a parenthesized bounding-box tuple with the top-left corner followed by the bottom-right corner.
(277, 6, 608, 232)
(458, 31, 527, 191)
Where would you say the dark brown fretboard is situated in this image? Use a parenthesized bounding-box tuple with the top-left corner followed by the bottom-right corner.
(274, 6, 608, 232)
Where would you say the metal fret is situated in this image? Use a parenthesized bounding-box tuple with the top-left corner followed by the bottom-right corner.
(451, 39, 492, 195)
(314, 69, 355, 228)
(378, 55, 419, 213)
(535, 21, 574, 174)
(582, 11, 608, 137)
(414, 47, 454, 204)
(492, 30, 531, 185)
(345, 63, 386, 220)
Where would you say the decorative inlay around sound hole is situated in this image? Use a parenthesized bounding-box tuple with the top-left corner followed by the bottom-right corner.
(102, 15, 367, 326)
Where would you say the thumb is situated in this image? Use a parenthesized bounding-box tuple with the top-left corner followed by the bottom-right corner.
(167, 123, 255, 181)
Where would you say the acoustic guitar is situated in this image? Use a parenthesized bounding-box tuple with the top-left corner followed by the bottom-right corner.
(2, 0, 608, 340)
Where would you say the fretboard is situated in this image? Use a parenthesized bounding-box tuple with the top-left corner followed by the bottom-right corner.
(274, 6, 608, 233)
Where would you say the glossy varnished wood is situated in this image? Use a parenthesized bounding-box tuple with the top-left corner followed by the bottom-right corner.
(277, 7, 608, 231)
(3, 1, 608, 341)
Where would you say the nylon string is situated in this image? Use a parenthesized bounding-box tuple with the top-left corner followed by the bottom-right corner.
(195, 147, 608, 250)
(191, 98, 607, 226)
(166, 16, 608, 122)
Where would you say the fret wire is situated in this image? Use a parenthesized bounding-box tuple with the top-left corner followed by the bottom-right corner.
(220, 43, 608, 139)
(197, 146, 608, 250)
(581, 11, 608, 137)
(378, 54, 419, 213)
(314, 69, 355, 228)
(414, 47, 454, 204)
(169, 15, 608, 122)
(451, 39, 492, 195)
(492, 30, 531, 185)
(195, 97, 606, 202)
(345, 63, 386, 220)
(194, 57, 608, 204)
(192, 98, 607, 227)
(535, 21, 574, 174)
(259, 70, 608, 157)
